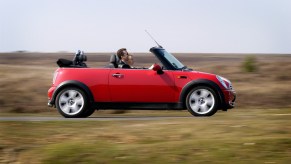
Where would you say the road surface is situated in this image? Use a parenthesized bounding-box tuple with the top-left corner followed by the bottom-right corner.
(0, 116, 192, 121)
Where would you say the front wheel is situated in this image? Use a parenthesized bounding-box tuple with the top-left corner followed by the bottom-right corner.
(186, 86, 218, 116)
(55, 87, 93, 118)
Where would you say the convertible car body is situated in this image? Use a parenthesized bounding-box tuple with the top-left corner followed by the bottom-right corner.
(48, 47, 236, 118)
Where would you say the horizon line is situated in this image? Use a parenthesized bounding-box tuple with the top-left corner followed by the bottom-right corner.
(0, 50, 290, 55)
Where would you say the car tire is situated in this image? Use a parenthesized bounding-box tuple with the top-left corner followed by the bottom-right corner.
(82, 107, 95, 117)
(186, 86, 218, 116)
(55, 87, 92, 118)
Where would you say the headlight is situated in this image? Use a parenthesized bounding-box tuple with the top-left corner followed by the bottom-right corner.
(216, 75, 231, 89)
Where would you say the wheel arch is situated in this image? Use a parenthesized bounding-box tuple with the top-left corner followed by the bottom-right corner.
(179, 79, 225, 109)
(51, 80, 94, 106)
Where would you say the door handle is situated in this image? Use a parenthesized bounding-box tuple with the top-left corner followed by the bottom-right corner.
(112, 73, 124, 78)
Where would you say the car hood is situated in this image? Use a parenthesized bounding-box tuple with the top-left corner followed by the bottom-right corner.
(186, 70, 217, 80)
(185, 70, 233, 90)
(186, 70, 225, 85)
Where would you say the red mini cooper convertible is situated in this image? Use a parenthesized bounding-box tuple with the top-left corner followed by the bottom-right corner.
(48, 47, 236, 118)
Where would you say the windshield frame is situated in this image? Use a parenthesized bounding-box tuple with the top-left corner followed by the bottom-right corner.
(150, 47, 186, 70)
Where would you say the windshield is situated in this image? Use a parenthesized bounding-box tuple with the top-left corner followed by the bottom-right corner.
(158, 49, 185, 69)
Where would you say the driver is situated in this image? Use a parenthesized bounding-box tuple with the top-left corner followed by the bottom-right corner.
(117, 48, 131, 69)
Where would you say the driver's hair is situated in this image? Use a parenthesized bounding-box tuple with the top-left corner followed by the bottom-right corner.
(117, 48, 127, 59)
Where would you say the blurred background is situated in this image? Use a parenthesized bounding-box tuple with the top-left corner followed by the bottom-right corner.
(1, 0, 291, 112)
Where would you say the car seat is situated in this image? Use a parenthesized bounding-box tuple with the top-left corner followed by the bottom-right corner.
(108, 54, 120, 68)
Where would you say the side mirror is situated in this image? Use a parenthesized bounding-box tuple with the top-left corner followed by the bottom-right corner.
(152, 64, 164, 75)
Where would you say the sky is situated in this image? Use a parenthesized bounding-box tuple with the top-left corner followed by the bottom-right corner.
(0, 0, 291, 53)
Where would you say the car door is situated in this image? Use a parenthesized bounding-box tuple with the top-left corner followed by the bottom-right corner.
(109, 69, 176, 102)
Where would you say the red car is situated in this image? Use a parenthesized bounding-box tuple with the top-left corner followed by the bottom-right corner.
(48, 47, 236, 118)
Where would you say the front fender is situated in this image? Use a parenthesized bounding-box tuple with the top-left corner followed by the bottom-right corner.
(179, 79, 225, 109)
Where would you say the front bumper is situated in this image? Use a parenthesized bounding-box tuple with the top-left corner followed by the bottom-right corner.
(222, 89, 236, 109)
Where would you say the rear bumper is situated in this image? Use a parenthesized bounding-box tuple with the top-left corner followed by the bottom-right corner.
(48, 99, 54, 107)
(47, 86, 56, 107)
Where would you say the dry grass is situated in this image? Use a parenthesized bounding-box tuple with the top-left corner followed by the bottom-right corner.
(0, 108, 291, 163)
(0, 52, 291, 113)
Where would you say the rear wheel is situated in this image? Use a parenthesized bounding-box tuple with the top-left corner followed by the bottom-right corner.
(56, 87, 94, 118)
(186, 86, 218, 116)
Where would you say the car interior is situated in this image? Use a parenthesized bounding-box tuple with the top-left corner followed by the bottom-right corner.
(56, 50, 87, 68)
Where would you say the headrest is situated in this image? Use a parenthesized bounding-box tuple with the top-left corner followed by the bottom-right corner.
(110, 54, 119, 63)
(109, 54, 120, 68)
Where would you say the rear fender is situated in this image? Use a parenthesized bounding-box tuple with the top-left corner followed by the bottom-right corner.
(50, 80, 94, 106)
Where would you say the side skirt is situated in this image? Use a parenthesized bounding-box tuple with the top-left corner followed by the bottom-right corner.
(94, 102, 184, 110)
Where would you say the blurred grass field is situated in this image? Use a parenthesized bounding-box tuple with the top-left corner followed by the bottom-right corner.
(1, 108, 291, 163)
(0, 52, 291, 163)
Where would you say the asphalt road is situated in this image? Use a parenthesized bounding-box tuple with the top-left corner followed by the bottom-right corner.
(0, 116, 193, 121)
